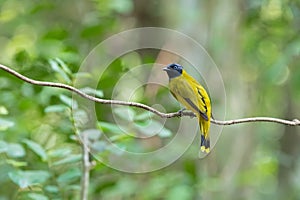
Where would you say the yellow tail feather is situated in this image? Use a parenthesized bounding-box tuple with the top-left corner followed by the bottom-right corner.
(200, 118, 210, 153)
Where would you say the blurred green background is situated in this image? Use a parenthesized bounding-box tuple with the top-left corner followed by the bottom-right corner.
(0, 0, 300, 199)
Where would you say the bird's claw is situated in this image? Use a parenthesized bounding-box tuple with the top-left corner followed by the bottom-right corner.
(178, 108, 186, 117)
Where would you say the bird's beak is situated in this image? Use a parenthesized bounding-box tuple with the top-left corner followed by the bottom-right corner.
(163, 66, 170, 71)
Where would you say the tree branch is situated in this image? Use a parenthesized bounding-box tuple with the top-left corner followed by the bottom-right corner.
(1, 64, 299, 126)
(80, 133, 90, 200)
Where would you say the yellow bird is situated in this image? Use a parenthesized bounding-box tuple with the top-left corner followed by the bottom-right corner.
(163, 63, 212, 153)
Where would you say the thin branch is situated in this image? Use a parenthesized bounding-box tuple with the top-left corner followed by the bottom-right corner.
(1, 64, 299, 126)
(80, 133, 90, 200)
(212, 117, 300, 126)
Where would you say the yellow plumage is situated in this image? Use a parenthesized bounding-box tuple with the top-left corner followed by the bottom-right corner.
(163, 64, 211, 153)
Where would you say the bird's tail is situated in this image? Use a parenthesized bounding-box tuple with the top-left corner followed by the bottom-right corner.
(200, 118, 210, 153)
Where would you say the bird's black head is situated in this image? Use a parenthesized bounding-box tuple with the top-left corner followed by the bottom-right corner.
(163, 63, 183, 79)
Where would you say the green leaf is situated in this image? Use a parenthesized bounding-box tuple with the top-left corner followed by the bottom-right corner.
(6, 143, 25, 158)
(6, 159, 27, 167)
(23, 139, 47, 161)
(21, 83, 34, 97)
(81, 25, 104, 38)
(57, 168, 81, 183)
(27, 193, 49, 200)
(134, 120, 172, 138)
(0, 106, 8, 115)
(0, 118, 14, 131)
(73, 109, 89, 128)
(166, 185, 193, 200)
(134, 111, 154, 121)
(48, 148, 72, 158)
(158, 127, 172, 138)
(98, 122, 124, 134)
(72, 72, 92, 79)
(90, 141, 107, 152)
(113, 107, 135, 122)
(106, 144, 125, 156)
(110, 0, 133, 14)
(59, 94, 78, 109)
(14, 49, 31, 67)
(109, 134, 132, 142)
(52, 154, 81, 166)
(134, 120, 160, 136)
(49, 59, 71, 84)
(65, 184, 81, 191)
(45, 185, 59, 193)
(55, 58, 72, 76)
(81, 129, 102, 141)
(80, 87, 104, 98)
(0, 140, 7, 153)
(44, 104, 68, 113)
(8, 170, 50, 188)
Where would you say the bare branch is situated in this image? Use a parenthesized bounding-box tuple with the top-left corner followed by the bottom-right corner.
(80, 133, 90, 200)
(1, 64, 299, 126)
(212, 117, 300, 126)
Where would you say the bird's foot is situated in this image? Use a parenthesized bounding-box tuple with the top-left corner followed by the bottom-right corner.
(178, 108, 186, 117)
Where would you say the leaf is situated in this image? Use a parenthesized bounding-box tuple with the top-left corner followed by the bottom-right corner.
(52, 154, 81, 166)
(90, 141, 107, 152)
(73, 109, 89, 128)
(59, 94, 78, 109)
(48, 148, 72, 158)
(106, 144, 125, 156)
(158, 127, 172, 138)
(110, 0, 133, 14)
(21, 83, 34, 97)
(55, 58, 72, 75)
(49, 59, 71, 83)
(8, 170, 50, 188)
(23, 139, 47, 161)
(14, 50, 31, 67)
(134, 111, 154, 121)
(72, 72, 92, 79)
(80, 87, 104, 98)
(109, 134, 132, 142)
(27, 193, 49, 200)
(44, 104, 68, 113)
(81, 129, 102, 141)
(0, 106, 8, 115)
(0, 140, 7, 153)
(0, 118, 14, 131)
(6, 159, 27, 167)
(134, 120, 160, 136)
(6, 143, 25, 158)
(65, 184, 81, 191)
(98, 122, 124, 134)
(113, 107, 135, 122)
(166, 185, 193, 200)
(81, 25, 103, 38)
(57, 168, 81, 183)
(134, 120, 172, 138)
(45, 185, 59, 193)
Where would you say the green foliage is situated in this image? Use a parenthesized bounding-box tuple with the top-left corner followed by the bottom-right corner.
(23, 139, 47, 161)
(8, 170, 50, 188)
(0, 118, 14, 131)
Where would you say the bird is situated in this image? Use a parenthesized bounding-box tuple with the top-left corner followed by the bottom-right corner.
(163, 63, 212, 153)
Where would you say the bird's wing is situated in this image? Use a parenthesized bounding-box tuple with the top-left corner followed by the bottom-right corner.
(173, 78, 208, 121)
(195, 85, 210, 120)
